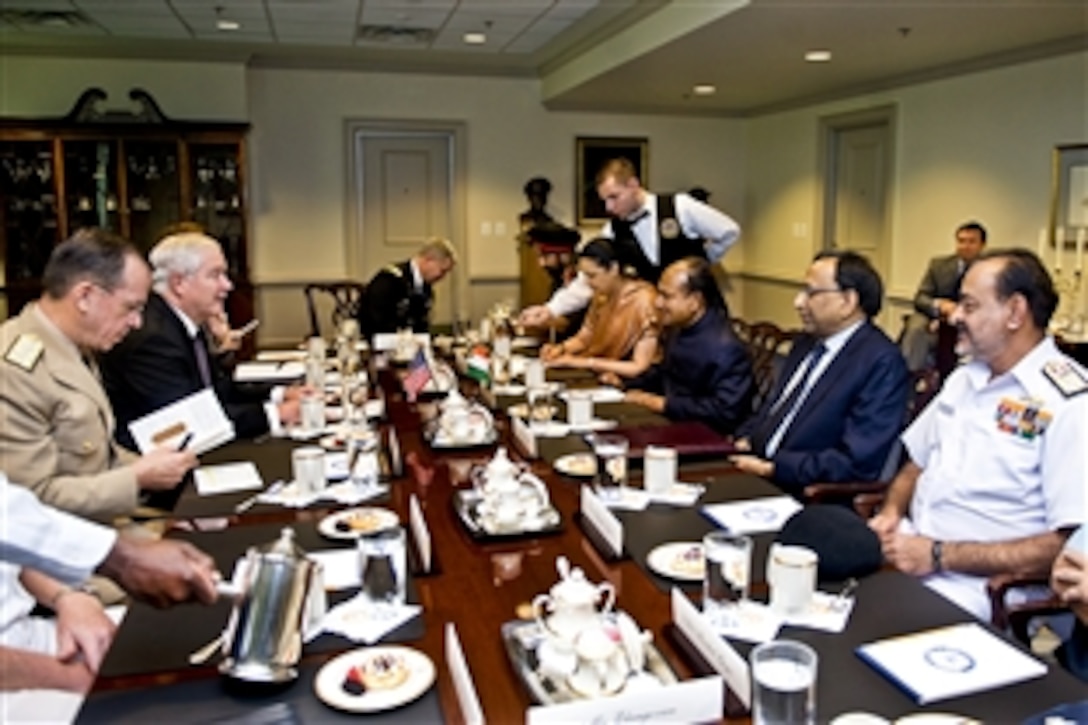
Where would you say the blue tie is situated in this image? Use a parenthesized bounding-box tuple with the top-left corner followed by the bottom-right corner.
(751, 342, 828, 456)
(193, 331, 213, 388)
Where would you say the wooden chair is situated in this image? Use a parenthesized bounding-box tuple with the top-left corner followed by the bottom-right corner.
(744, 321, 796, 411)
(303, 281, 365, 338)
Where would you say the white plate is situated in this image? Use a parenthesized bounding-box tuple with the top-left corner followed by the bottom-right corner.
(318, 507, 399, 540)
(313, 645, 436, 713)
(507, 403, 559, 421)
(895, 716, 980, 725)
(646, 542, 705, 582)
(554, 452, 596, 478)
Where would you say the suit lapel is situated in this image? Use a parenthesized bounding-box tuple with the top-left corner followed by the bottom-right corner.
(151, 294, 204, 384)
(779, 324, 871, 441)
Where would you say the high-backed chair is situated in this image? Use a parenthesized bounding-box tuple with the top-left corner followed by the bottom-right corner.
(304, 281, 365, 338)
(744, 321, 796, 411)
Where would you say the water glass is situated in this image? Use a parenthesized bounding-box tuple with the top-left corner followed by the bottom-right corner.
(291, 446, 326, 495)
(357, 526, 407, 609)
(567, 389, 594, 428)
(643, 446, 677, 494)
(525, 358, 546, 389)
(750, 640, 818, 725)
(702, 531, 752, 628)
(300, 391, 325, 434)
(346, 425, 380, 490)
(304, 356, 326, 389)
(592, 434, 628, 501)
(306, 335, 327, 362)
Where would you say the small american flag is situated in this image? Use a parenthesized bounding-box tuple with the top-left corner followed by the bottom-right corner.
(403, 348, 432, 402)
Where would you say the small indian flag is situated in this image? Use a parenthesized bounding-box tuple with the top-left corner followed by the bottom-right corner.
(465, 345, 490, 385)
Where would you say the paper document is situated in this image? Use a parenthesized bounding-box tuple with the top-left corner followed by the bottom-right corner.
(193, 462, 263, 496)
(856, 622, 1046, 704)
(234, 361, 306, 383)
(701, 496, 803, 535)
(128, 388, 235, 455)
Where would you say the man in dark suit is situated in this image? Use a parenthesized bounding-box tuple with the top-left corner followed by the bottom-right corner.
(732, 250, 909, 495)
(101, 232, 305, 450)
(900, 221, 987, 370)
(357, 238, 457, 338)
(615, 257, 754, 434)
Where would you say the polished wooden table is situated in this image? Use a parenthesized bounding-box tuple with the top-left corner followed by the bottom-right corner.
(79, 373, 1086, 723)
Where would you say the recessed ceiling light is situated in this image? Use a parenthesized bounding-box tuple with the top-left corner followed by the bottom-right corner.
(805, 50, 832, 62)
(217, 18, 240, 31)
(692, 84, 716, 96)
(463, 31, 486, 44)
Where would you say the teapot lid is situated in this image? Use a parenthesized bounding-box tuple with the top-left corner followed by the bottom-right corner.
(486, 446, 517, 473)
(442, 389, 468, 409)
(550, 556, 599, 603)
(258, 527, 308, 561)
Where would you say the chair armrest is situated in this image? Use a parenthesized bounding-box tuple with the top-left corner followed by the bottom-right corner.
(987, 572, 1063, 643)
(802, 480, 888, 507)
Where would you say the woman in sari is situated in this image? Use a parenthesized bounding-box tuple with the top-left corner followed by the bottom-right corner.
(540, 237, 659, 378)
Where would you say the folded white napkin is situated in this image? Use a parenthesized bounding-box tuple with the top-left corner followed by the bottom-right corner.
(648, 482, 705, 507)
(783, 591, 855, 633)
(597, 487, 651, 511)
(530, 419, 617, 438)
(321, 594, 422, 644)
(257, 480, 388, 509)
(711, 600, 783, 643)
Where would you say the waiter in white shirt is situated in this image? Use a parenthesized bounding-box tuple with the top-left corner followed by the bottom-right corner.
(519, 158, 740, 327)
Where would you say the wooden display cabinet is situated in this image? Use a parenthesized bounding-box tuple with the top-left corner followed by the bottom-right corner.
(0, 88, 252, 329)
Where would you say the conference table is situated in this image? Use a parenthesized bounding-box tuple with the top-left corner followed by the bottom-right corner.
(76, 359, 1085, 723)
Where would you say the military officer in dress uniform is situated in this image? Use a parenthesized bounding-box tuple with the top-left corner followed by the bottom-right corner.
(870, 248, 1086, 621)
(519, 157, 740, 328)
(0, 229, 196, 522)
(357, 237, 457, 338)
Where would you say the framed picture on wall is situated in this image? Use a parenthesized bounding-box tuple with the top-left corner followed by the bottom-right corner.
(1050, 143, 1088, 246)
(575, 136, 649, 224)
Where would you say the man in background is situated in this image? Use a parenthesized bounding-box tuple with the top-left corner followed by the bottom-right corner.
(616, 257, 754, 434)
(358, 238, 457, 337)
(0, 229, 195, 521)
(900, 221, 987, 371)
(520, 158, 740, 328)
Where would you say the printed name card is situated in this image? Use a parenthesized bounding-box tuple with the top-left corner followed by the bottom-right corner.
(445, 623, 484, 725)
(526, 675, 723, 724)
(580, 485, 623, 558)
(511, 416, 538, 459)
(387, 427, 403, 477)
(408, 494, 432, 573)
(671, 587, 751, 711)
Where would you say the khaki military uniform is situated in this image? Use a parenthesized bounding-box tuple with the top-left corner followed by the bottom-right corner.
(0, 304, 138, 522)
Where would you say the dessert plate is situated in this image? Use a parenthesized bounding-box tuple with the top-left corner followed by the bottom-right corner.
(646, 541, 705, 581)
(318, 507, 399, 540)
(314, 645, 435, 713)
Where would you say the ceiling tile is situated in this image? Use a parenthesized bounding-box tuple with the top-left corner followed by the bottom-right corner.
(360, 6, 452, 29)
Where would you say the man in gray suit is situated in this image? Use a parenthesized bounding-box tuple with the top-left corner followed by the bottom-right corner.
(900, 221, 987, 371)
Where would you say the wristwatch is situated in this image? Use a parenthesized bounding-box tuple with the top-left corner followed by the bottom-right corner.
(931, 539, 944, 572)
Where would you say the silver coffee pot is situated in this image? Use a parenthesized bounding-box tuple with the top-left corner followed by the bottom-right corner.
(217, 527, 324, 683)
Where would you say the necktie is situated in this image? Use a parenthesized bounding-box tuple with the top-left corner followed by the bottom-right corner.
(750, 342, 828, 456)
(193, 330, 213, 388)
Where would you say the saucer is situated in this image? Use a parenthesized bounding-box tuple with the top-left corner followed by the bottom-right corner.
(554, 453, 596, 478)
(646, 542, 705, 581)
(318, 507, 399, 540)
(314, 646, 435, 713)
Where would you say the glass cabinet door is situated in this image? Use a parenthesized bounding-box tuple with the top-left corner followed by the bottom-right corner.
(64, 139, 121, 233)
(1, 140, 61, 283)
(190, 142, 247, 279)
(124, 140, 181, 252)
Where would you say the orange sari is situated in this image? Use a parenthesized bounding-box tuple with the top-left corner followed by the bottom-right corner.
(568, 279, 659, 360)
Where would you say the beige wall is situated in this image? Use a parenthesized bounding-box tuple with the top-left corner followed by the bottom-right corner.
(739, 50, 1087, 333)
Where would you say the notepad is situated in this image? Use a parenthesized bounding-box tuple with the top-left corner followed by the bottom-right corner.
(193, 462, 263, 496)
(701, 496, 802, 535)
(234, 361, 306, 382)
(856, 622, 1046, 704)
(128, 388, 235, 455)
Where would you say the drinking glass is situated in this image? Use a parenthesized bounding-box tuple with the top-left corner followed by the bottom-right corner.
(524, 358, 546, 389)
(750, 640, 818, 725)
(300, 391, 325, 434)
(702, 531, 752, 628)
(527, 385, 554, 424)
(357, 526, 407, 611)
(592, 434, 628, 502)
(291, 446, 326, 495)
(566, 389, 594, 428)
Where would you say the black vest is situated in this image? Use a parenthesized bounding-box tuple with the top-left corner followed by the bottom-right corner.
(609, 194, 706, 284)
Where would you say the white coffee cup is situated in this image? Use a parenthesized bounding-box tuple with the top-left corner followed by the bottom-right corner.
(567, 390, 594, 428)
(643, 446, 677, 494)
(525, 359, 546, 389)
(767, 544, 818, 616)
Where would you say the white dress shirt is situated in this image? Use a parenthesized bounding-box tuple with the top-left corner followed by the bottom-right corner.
(545, 192, 741, 317)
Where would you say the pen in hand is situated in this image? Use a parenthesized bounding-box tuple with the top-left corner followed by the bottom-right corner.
(176, 432, 195, 452)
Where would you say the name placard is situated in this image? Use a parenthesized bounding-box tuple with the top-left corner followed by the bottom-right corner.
(408, 494, 432, 573)
(445, 623, 484, 725)
(526, 674, 722, 724)
(580, 485, 623, 557)
(671, 587, 750, 711)
(511, 416, 538, 459)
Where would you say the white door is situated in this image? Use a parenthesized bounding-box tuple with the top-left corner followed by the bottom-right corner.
(354, 133, 455, 324)
(828, 124, 891, 280)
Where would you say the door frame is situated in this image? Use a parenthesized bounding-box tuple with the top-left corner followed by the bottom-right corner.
(344, 118, 468, 323)
(815, 105, 897, 276)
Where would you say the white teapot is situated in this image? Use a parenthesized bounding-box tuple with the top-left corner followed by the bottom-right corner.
(471, 447, 549, 526)
(532, 556, 615, 648)
(438, 390, 492, 442)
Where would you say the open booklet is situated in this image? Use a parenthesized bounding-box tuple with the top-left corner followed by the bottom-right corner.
(128, 388, 236, 455)
(856, 621, 1046, 705)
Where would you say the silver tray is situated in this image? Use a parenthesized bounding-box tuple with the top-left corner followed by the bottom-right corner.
(452, 489, 562, 540)
(500, 616, 677, 705)
(423, 421, 498, 450)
